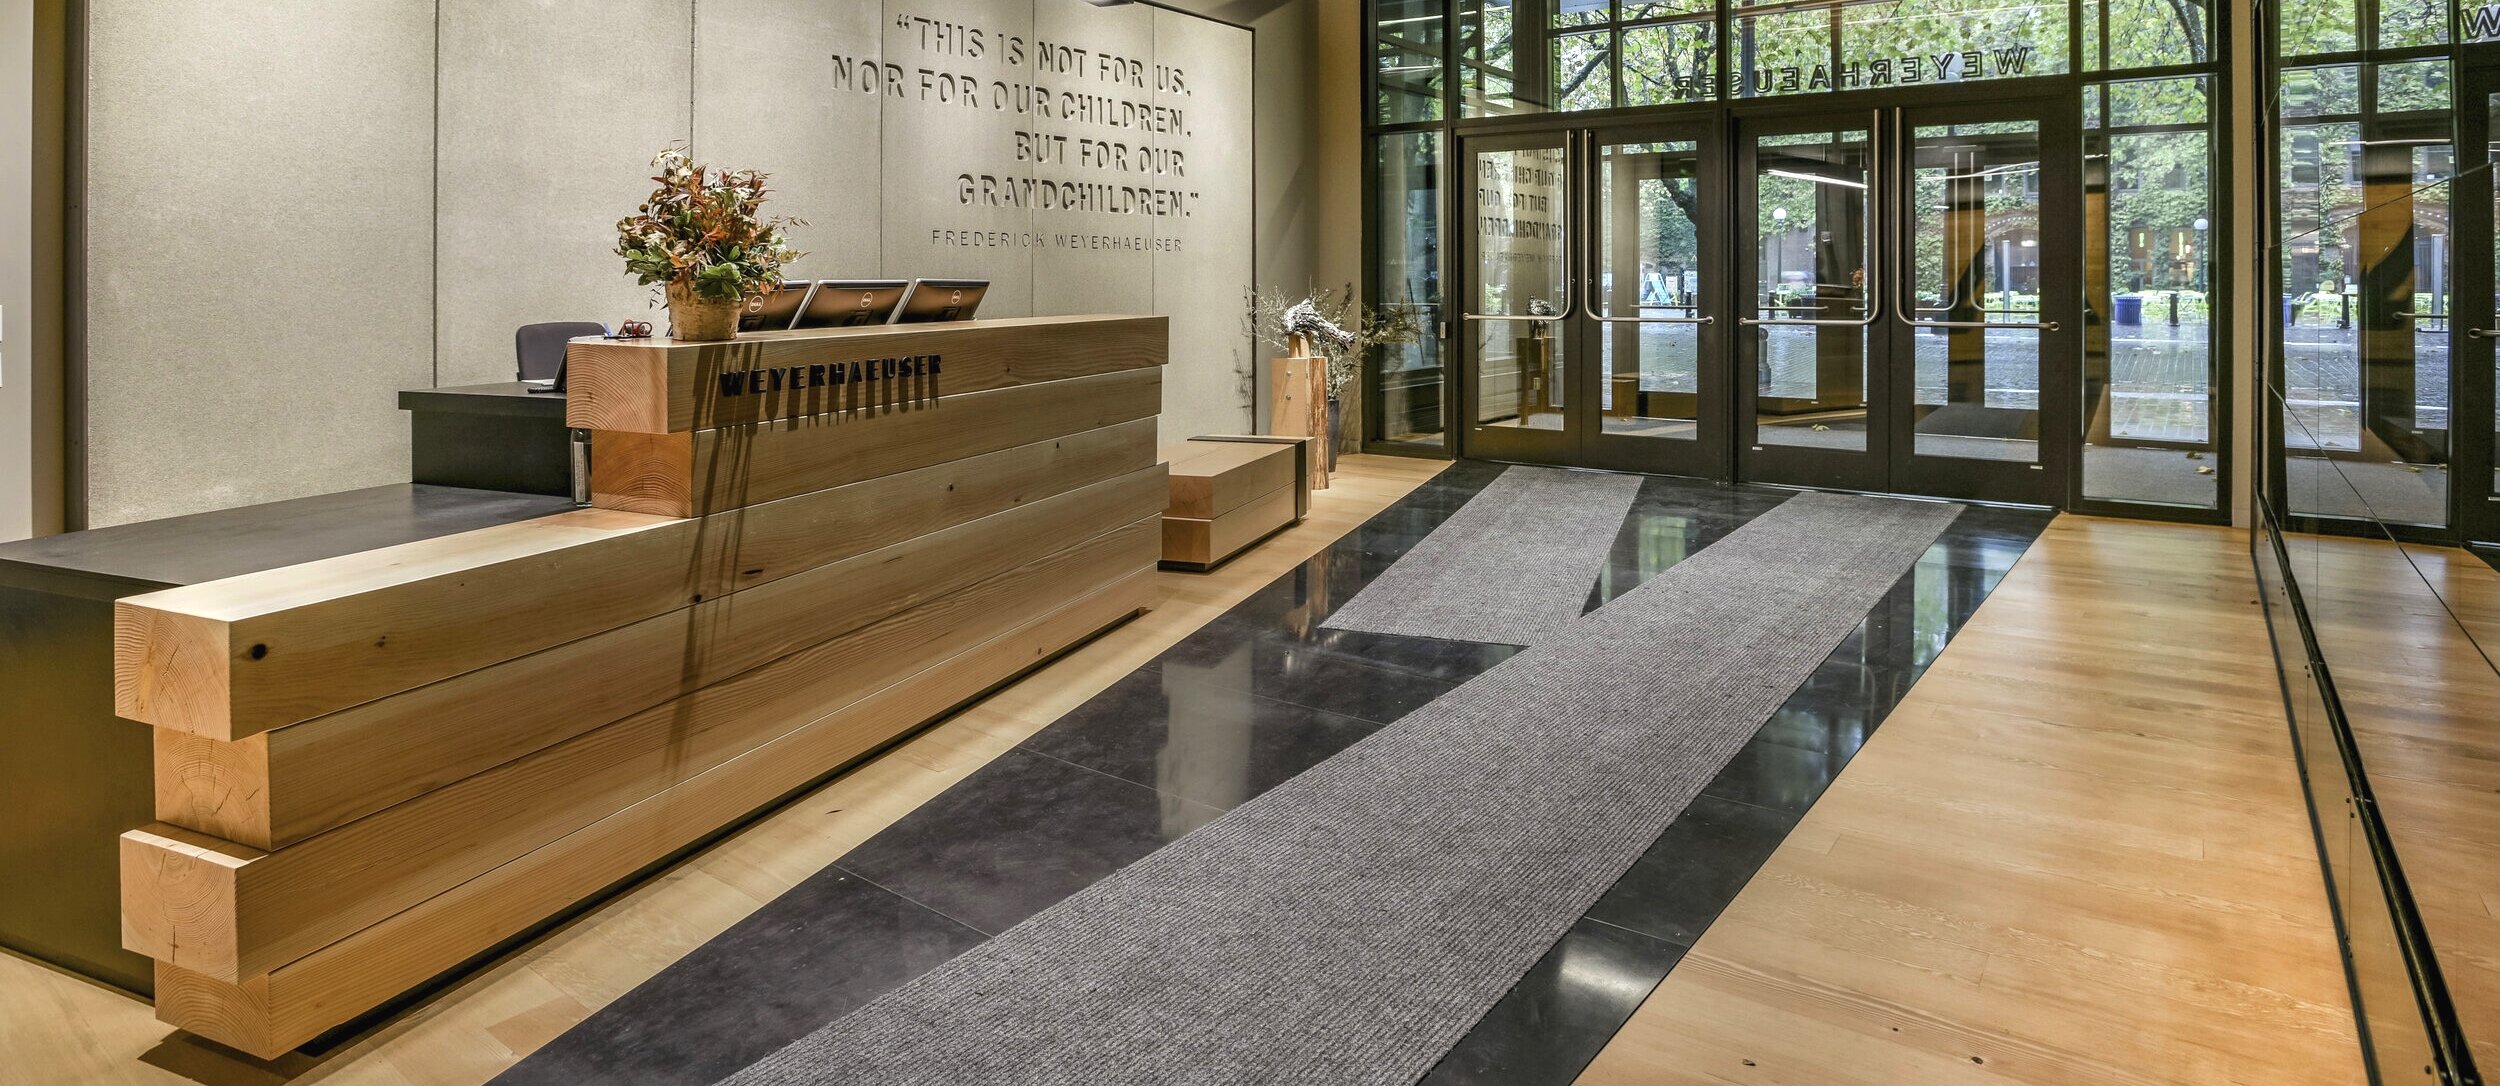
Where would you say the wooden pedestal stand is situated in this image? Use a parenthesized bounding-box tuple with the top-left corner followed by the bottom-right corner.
(1266, 334, 1332, 490)
(1519, 329, 1558, 421)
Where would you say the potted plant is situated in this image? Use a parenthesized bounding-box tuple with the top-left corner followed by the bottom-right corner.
(615, 144, 804, 342)
(1245, 285, 1425, 470)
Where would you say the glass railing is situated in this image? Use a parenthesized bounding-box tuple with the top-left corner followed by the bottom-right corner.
(2259, 161, 2499, 1086)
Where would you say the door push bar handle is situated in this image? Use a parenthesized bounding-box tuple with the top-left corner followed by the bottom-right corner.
(1743, 316, 1880, 327)
(1887, 109, 2059, 335)
(2393, 310, 2452, 334)
(1905, 317, 2062, 332)
(1744, 312, 1881, 327)
(1583, 304, 1714, 325)
(1741, 110, 1887, 330)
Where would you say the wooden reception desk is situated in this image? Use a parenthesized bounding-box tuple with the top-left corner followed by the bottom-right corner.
(0, 484, 575, 995)
(108, 315, 1167, 1057)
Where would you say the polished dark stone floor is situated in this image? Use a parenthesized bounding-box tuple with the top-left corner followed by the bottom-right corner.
(1416, 482, 2046, 1086)
(496, 462, 2051, 1086)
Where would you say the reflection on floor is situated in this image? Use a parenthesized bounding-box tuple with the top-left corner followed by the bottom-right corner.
(496, 462, 2049, 1086)
(1577, 517, 2363, 1084)
(1479, 415, 2232, 513)
(2298, 533, 2500, 1071)
(2082, 444, 2221, 508)
(1482, 412, 1703, 441)
(1759, 422, 2042, 464)
(1428, 486, 2048, 1084)
(2286, 455, 2452, 527)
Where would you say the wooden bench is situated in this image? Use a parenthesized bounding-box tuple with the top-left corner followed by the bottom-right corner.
(1160, 436, 1310, 571)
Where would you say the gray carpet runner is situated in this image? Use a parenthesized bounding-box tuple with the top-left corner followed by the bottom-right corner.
(720, 490, 1960, 1086)
(1318, 464, 1643, 645)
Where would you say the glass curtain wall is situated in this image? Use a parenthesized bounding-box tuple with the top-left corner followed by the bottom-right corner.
(1365, 0, 2230, 520)
(2083, 75, 2222, 508)
(1455, 0, 2072, 115)
(2258, 1, 2500, 1080)
(1374, 130, 1446, 444)
(2271, 2, 2479, 538)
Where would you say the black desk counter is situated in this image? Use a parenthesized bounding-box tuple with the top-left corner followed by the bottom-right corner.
(399, 382, 574, 498)
(0, 484, 573, 993)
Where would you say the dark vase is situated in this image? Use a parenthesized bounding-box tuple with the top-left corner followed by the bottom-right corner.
(1326, 396, 1344, 471)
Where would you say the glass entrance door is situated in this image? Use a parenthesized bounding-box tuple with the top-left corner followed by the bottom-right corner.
(1890, 106, 2077, 503)
(1583, 126, 1724, 476)
(1460, 132, 1575, 465)
(1736, 102, 2076, 503)
(1457, 122, 1724, 475)
(1458, 102, 2069, 503)
(1738, 119, 1884, 492)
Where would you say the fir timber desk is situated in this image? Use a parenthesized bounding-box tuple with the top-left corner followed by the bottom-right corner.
(106, 315, 1168, 1057)
(0, 484, 573, 995)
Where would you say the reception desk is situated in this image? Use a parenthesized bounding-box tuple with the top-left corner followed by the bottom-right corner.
(99, 315, 1167, 1056)
(0, 485, 575, 995)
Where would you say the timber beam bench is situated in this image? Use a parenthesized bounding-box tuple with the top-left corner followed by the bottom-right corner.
(1158, 435, 1310, 571)
(111, 315, 1167, 1058)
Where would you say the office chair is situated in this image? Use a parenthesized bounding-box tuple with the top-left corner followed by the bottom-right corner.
(514, 322, 609, 382)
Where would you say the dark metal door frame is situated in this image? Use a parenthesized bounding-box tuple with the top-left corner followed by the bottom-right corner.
(2456, 65, 2500, 544)
(1452, 89, 2079, 509)
(1455, 118, 1731, 477)
(1733, 109, 1892, 493)
(1732, 96, 2076, 504)
(1454, 127, 1577, 467)
(1574, 117, 1731, 478)
(1884, 95, 2081, 506)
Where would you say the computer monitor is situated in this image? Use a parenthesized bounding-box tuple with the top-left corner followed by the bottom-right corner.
(890, 278, 988, 324)
(739, 279, 818, 331)
(795, 279, 910, 328)
(526, 353, 571, 394)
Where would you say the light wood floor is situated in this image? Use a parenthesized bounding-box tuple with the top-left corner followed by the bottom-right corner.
(0, 454, 1452, 1086)
(2301, 533, 2500, 1072)
(1576, 516, 2365, 1085)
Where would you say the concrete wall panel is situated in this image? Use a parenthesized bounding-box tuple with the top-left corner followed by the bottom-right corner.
(82, 0, 1257, 524)
(84, 1, 435, 526)
(1153, 7, 1258, 441)
(435, 0, 691, 388)
(1028, 0, 1158, 321)
(880, 0, 1037, 319)
(692, 0, 884, 281)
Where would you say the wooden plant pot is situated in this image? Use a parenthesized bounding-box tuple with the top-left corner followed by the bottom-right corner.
(666, 281, 741, 342)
